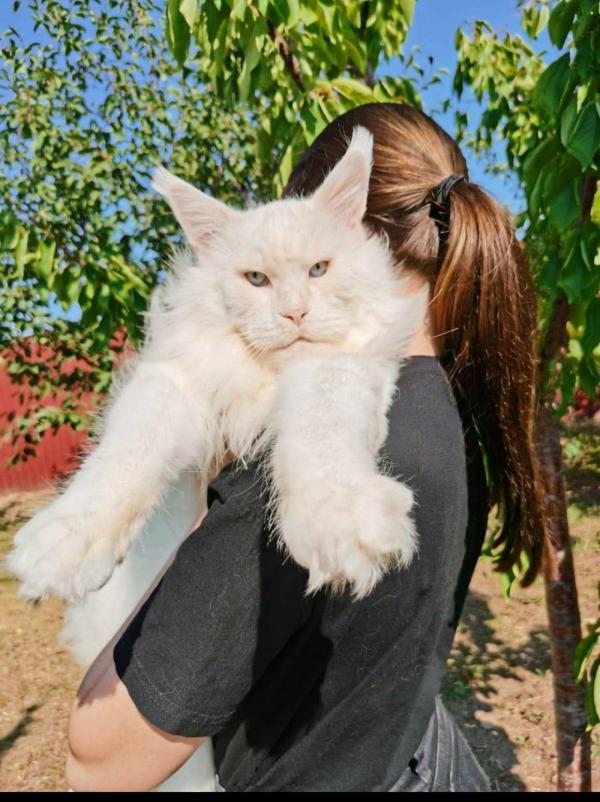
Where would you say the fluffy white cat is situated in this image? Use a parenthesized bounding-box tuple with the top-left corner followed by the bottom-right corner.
(7, 126, 426, 791)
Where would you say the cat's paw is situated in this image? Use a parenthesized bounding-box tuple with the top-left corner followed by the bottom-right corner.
(280, 474, 417, 599)
(6, 508, 120, 603)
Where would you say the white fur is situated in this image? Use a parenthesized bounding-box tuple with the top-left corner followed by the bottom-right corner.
(6, 126, 427, 791)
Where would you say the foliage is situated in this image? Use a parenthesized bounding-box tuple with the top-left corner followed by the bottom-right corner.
(1, 0, 427, 457)
(453, 0, 600, 411)
(574, 611, 600, 730)
(165, 0, 421, 191)
(566, 427, 600, 729)
(0, 0, 272, 452)
(454, 0, 600, 735)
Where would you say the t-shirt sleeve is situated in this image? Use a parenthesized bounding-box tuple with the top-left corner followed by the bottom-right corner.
(112, 462, 312, 738)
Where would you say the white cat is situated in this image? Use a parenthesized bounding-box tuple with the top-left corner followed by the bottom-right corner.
(7, 126, 426, 791)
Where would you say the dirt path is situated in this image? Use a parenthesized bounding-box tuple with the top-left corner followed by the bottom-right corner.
(443, 514, 600, 791)
(0, 493, 84, 791)
(0, 431, 598, 791)
(443, 429, 600, 791)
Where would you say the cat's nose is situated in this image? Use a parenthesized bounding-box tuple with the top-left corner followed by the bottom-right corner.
(280, 309, 308, 327)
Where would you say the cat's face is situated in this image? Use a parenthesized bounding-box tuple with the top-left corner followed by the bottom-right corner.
(153, 127, 394, 355)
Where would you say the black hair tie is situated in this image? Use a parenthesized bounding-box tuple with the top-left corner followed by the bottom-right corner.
(429, 173, 465, 226)
(427, 173, 465, 268)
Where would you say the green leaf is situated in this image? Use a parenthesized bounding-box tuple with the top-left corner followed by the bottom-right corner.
(586, 667, 600, 729)
(591, 182, 600, 227)
(179, 0, 197, 29)
(277, 140, 295, 188)
(399, 0, 416, 25)
(528, 165, 547, 215)
(579, 356, 600, 398)
(593, 657, 600, 726)
(574, 0, 598, 39)
(522, 3, 550, 39)
(0, 214, 17, 249)
(548, 0, 577, 48)
(238, 33, 261, 102)
(560, 93, 578, 148)
(14, 230, 29, 280)
(539, 251, 561, 291)
(559, 235, 589, 301)
(575, 630, 600, 682)
(559, 272, 586, 304)
(166, 0, 191, 66)
(523, 138, 556, 187)
(330, 77, 374, 103)
(275, 0, 301, 28)
(565, 103, 600, 169)
(36, 240, 56, 282)
(499, 569, 516, 599)
(548, 180, 580, 231)
(533, 53, 572, 118)
(231, 0, 247, 21)
(65, 275, 81, 304)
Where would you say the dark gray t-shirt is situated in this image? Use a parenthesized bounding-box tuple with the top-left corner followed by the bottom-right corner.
(113, 356, 488, 791)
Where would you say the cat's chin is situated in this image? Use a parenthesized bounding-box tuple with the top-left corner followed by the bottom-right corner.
(267, 337, 333, 369)
(282, 336, 314, 352)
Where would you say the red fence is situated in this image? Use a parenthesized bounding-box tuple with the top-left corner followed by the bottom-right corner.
(0, 361, 90, 494)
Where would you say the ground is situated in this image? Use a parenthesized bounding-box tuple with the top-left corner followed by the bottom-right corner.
(0, 430, 598, 792)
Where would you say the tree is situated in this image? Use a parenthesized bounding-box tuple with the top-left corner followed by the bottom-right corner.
(164, 0, 421, 190)
(0, 0, 273, 454)
(1, 0, 428, 455)
(3, 0, 598, 788)
(454, 0, 599, 790)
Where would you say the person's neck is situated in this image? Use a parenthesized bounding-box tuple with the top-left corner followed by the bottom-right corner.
(404, 326, 437, 357)
(400, 270, 438, 357)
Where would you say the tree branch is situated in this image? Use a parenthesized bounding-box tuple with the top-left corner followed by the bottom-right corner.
(267, 24, 305, 93)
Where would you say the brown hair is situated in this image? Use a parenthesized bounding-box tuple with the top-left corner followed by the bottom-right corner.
(284, 102, 544, 584)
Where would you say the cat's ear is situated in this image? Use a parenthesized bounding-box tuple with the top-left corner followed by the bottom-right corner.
(311, 126, 373, 228)
(151, 166, 234, 250)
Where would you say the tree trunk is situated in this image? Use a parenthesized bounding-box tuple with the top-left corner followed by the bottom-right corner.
(535, 407, 591, 791)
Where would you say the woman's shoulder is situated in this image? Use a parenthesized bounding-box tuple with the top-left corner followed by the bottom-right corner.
(392, 356, 461, 421)
(384, 356, 466, 481)
(394, 356, 456, 403)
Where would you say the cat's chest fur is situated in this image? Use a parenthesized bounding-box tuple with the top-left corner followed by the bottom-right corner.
(144, 261, 400, 468)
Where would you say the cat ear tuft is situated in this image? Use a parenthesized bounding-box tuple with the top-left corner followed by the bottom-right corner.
(151, 166, 234, 250)
(312, 125, 373, 228)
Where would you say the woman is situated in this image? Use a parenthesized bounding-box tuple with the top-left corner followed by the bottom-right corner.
(65, 103, 544, 792)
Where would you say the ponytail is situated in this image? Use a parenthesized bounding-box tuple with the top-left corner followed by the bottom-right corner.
(284, 102, 546, 583)
(432, 183, 545, 582)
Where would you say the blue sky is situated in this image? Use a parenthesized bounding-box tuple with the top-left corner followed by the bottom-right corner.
(1, 0, 550, 212)
(3, 1, 548, 322)
(402, 0, 551, 207)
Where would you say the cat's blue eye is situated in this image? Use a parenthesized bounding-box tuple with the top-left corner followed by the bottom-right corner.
(245, 271, 269, 287)
(309, 260, 329, 278)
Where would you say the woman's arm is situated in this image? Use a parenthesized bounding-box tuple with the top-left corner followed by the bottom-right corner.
(66, 658, 203, 792)
(65, 544, 203, 791)
(65, 457, 311, 792)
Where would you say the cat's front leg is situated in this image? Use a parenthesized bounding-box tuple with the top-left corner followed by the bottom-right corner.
(7, 362, 214, 603)
(270, 354, 417, 599)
